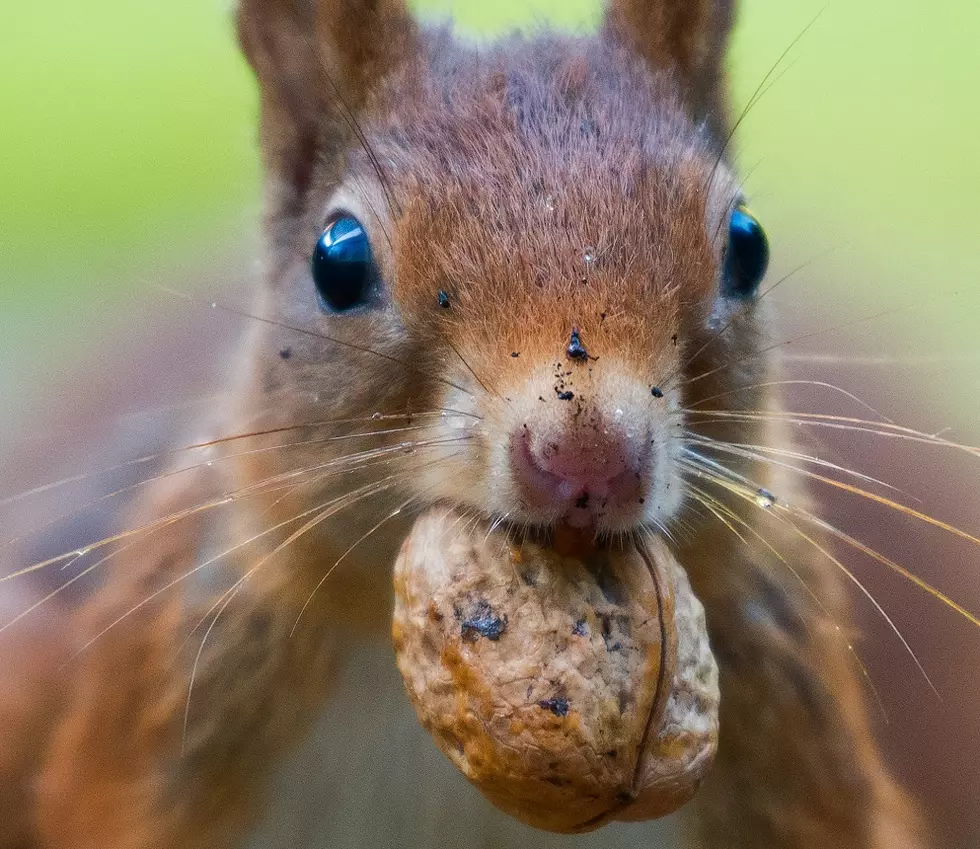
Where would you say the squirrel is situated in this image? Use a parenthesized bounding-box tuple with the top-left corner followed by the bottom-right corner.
(0, 0, 935, 847)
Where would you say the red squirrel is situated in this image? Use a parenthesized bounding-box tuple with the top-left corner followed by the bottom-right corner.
(0, 1, 936, 846)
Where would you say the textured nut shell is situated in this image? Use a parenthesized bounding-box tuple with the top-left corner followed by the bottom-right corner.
(392, 508, 719, 833)
(618, 536, 720, 821)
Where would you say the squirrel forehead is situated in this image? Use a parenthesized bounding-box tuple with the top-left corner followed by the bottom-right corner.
(353, 35, 725, 324)
(378, 34, 721, 221)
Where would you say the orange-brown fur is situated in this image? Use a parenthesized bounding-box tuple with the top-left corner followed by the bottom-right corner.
(1, 1, 930, 847)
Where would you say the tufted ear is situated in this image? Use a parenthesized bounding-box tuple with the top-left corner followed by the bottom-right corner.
(603, 0, 736, 141)
(237, 0, 417, 216)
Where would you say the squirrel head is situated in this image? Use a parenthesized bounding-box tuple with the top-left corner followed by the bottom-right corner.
(236, 0, 769, 536)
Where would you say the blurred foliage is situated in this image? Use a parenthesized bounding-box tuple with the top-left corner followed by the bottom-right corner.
(1, 0, 977, 418)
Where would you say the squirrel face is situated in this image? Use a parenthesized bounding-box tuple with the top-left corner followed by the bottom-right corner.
(239, 3, 761, 537)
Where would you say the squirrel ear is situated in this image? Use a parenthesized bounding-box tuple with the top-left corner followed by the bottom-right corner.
(603, 0, 735, 139)
(237, 0, 416, 210)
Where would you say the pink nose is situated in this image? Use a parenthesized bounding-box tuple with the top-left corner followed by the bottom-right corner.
(511, 424, 647, 527)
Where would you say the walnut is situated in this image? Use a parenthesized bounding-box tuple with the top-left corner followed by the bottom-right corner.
(392, 508, 719, 833)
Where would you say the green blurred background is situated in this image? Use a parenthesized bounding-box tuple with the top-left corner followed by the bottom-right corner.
(1, 0, 978, 843)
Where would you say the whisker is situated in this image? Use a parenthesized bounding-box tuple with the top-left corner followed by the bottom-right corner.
(66, 469, 416, 665)
(4, 537, 149, 639)
(646, 513, 678, 546)
(177, 473, 415, 649)
(457, 508, 489, 548)
(289, 477, 451, 638)
(684, 408, 980, 456)
(782, 353, 980, 367)
(485, 510, 512, 543)
(776, 518, 941, 700)
(3, 436, 473, 586)
(681, 486, 748, 546)
(439, 506, 475, 545)
(793, 509, 980, 631)
(181, 577, 244, 754)
(2, 420, 456, 551)
(677, 450, 761, 494)
(314, 52, 401, 219)
(680, 477, 888, 720)
(445, 337, 496, 400)
(181, 469, 424, 750)
(680, 305, 913, 390)
(667, 512, 701, 545)
(702, 7, 824, 210)
(346, 169, 395, 254)
(677, 457, 940, 695)
(756, 240, 850, 303)
(180, 447, 460, 725)
(153, 285, 478, 400)
(656, 252, 831, 394)
(686, 379, 895, 424)
(689, 436, 980, 548)
(681, 436, 909, 498)
(0, 409, 479, 510)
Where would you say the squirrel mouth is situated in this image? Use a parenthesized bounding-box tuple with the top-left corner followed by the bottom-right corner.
(552, 521, 600, 558)
(519, 520, 646, 560)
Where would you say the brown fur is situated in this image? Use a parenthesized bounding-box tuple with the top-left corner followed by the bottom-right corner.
(604, 0, 735, 138)
(3, 1, 930, 847)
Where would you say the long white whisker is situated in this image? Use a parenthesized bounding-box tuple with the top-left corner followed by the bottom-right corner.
(679, 476, 888, 719)
(0, 409, 480, 512)
(180, 467, 431, 749)
(684, 409, 980, 457)
(68, 474, 408, 665)
(681, 435, 909, 498)
(289, 478, 451, 638)
(686, 379, 896, 424)
(3, 435, 473, 583)
(676, 456, 962, 695)
(2, 421, 451, 552)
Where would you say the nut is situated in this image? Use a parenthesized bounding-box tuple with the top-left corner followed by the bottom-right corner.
(392, 507, 718, 833)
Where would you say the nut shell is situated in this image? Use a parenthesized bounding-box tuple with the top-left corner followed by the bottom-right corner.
(392, 508, 718, 833)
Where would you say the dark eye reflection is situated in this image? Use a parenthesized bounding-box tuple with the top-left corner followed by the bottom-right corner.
(311, 216, 376, 312)
(722, 205, 769, 299)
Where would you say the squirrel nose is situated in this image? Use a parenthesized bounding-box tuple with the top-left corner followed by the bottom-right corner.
(511, 421, 648, 527)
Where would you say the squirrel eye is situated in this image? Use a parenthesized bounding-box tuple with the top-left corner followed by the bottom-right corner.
(722, 205, 770, 299)
(311, 216, 376, 312)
